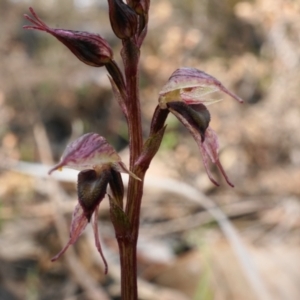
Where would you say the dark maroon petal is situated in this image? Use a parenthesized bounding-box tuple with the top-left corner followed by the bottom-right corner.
(77, 169, 110, 221)
(108, 168, 124, 209)
(167, 102, 210, 142)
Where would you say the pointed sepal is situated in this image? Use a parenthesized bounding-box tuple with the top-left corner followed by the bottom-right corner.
(23, 7, 113, 67)
(51, 203, 88, 262)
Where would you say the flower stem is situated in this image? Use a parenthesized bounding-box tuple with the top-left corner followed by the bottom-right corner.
(117, 237, 138, 299)
(117, 38, 144, 300)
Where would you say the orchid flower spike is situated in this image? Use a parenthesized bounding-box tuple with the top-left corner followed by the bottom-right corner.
(158, 67, 243, 187)
(49, 133, 139, 274)
(23, 7, 113, 67)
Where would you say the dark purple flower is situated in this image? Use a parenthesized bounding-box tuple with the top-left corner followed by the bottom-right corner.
(49, 133, 139, 273)
(159, 67, 243, 187)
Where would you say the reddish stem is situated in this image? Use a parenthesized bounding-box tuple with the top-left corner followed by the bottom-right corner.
(116, 38, 145, 300)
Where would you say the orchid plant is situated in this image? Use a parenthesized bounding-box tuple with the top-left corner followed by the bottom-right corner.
(24, 2, 242, 299)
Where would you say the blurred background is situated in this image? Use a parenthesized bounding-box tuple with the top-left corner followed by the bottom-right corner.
(1, 0, 300, 299)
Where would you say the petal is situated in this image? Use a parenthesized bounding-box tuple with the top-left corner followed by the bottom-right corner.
(168, 107, 234, 187)
(49, 133, 140, 181)
(201, 128, 234, 187)
(92, 204, 108, 274)
(69, 204, 89, 242)
(51, 204, 88, 261)
(49, 133, 121, 173)
(108, 168, 124, 209)
(201, 127, 220, 163)
(158, 67, 243, 108)
(180, 87, 222, 105)
(77, 169, 110, 220)
(167, 102, 210, 142)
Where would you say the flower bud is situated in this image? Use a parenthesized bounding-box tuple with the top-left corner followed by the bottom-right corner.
(23, 7, 113, 67)
(130, 0, 149, 36)
(108, 0, 138, 39)
(127, 0, 150, 18)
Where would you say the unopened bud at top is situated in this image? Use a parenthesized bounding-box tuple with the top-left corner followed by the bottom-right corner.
(108, 0, 138, 39)
(23, 7, 113, 67)
(127, 0, 150, 17)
